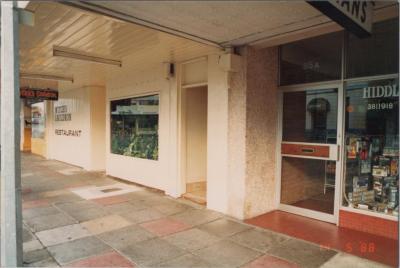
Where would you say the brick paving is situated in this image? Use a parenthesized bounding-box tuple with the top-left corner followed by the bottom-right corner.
(21, 153, 389, 267)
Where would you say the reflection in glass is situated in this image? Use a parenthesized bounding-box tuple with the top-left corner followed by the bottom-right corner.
(110, 95, 159, 160)
(346, 18, 399, 78)
(343, 78, 399, 216)
(281, 157, 335, 214)
(282, 89, 338, 144)
(32, 102, 45, 139)
(280, 32, 342, 85)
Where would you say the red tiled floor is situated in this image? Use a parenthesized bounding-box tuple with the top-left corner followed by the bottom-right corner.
(65, 251, 134, 267)
(245, 210, 399, 267)
(22, 199, 50, 210)
(140, 217, 191, 236)
(245, 255, 299, 268)
(92, 195, 131, 206)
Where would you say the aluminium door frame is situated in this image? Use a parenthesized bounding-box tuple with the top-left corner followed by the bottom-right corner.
(275, 81, 344, 224)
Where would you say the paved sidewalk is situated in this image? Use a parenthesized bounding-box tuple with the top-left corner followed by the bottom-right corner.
(21, 153, 389, 267)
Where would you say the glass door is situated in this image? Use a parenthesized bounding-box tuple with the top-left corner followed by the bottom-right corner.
(279, 86, 341, 223)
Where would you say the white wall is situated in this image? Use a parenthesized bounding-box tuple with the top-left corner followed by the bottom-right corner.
(48, 88, 91, 168)
(185, 86, 207, 183)
(48, 86, 106, 170)
(106, 63, 178, 195)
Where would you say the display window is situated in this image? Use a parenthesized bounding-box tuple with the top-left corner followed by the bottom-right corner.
(31, 102, 45, 139)
(279, 17, 399, 221)
(110, 94, 159, 160)
(343, 78, 399, 216)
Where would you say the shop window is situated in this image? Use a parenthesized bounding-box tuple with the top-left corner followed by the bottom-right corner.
(282, 88, 338, 144)
(31, 102, 45, 139)
(346, 18, 399, 78)
(343, 78, 399, 216)
(279, 32, 343, 86)
(110, 95, 159, 160)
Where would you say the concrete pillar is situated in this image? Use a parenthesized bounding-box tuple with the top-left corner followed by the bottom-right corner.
(243, 46, 279, 219)
(1, 1, 23, 266)
(206, 55, 229, 213)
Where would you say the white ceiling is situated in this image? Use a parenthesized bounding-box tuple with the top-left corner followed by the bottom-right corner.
(19, 1, 398, 88)
(20, 1, 220, 88)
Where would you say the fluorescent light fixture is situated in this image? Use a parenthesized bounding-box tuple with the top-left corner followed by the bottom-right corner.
(20, 72, 74, 82)
(53, 46, 122, 67)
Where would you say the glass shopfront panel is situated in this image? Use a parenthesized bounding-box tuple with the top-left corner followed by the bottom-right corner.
(110, 94, 159, 160)
(281, 157, 336, 215)
(343, 78, 399, 216)
(280, 32, 342, 86)
(282, 89, 338, 144)
(32, 102, 45, 139)
(346, 18, 399, 78)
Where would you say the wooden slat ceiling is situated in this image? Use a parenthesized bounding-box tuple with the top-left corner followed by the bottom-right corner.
(20, 1, 219, 87)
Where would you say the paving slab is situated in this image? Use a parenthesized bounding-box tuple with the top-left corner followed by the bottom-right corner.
(23, 206, 60, 219)
(23, 199, 50, 210)
(153, 202, 192, 215)
(92, 195, 131, 205)
(104, 202, 143, 214)
(47, 236, 110, 265)
(66, 251, 134, 267)
(193, 239, 261, 267)
(267, 239, 338, 268)
(55, 200, 101, 213)
(229, 228, 289, 252)
(24, 212, 77, 232)
(320, 252, 389, 268)
(63, 207, 109, 222)
(163, 228, 221, 251)
(198, 218, 252, 237)
(23, 249, 51, 265)
(35, 223, 91, 247)
(120, 238, 186, 266)
(140, 218, 191, 236)
(119, 207, 165, 224)
(81, 214, 131, 235)
(23, 239, 44, 252)
(24, 258, 60, 267)
(97, 225, 155, 249)
(156, 254, 213, 267)
(244, 254, 300, 268)
(23, 226, 35, 242)
(170, 208, 222, 226)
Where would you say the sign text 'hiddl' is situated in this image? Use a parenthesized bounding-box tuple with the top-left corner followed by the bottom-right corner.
(308, 1, 374, 38)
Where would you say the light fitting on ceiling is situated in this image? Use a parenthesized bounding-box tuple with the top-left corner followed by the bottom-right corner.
(20, 72, 74, 82)
(53, 46, 122, 67)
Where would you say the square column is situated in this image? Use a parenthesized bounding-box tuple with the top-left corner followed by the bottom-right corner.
(1, 1, 23, 266)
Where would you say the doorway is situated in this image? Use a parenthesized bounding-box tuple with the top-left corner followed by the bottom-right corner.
(278, 85, 342, 223)
(181, 86, 208, 204)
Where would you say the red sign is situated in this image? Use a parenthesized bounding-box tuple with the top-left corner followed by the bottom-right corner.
(20, 88, 58, 101)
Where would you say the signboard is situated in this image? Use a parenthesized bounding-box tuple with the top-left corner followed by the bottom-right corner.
(308, 1, 374, 38)
(20, 88, 58, 101)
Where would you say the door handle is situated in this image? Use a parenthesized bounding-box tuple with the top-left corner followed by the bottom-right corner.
(301, 148, 315, 153)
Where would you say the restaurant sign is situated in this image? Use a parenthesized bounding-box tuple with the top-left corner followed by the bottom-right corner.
(308, 0, 373, 38)
(20, 87, 58, 101)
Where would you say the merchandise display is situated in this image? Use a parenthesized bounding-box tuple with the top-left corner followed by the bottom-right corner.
(344, 78, 399, 216)
(345, 136, 399, 215)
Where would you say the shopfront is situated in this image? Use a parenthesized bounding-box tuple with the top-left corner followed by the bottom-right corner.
(277, 17, 398, 238)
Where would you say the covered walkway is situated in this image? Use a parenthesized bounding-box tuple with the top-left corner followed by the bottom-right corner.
(21, 153, 388, 267)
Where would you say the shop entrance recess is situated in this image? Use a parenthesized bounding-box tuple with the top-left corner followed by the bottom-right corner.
(277, 84, 343, 223)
